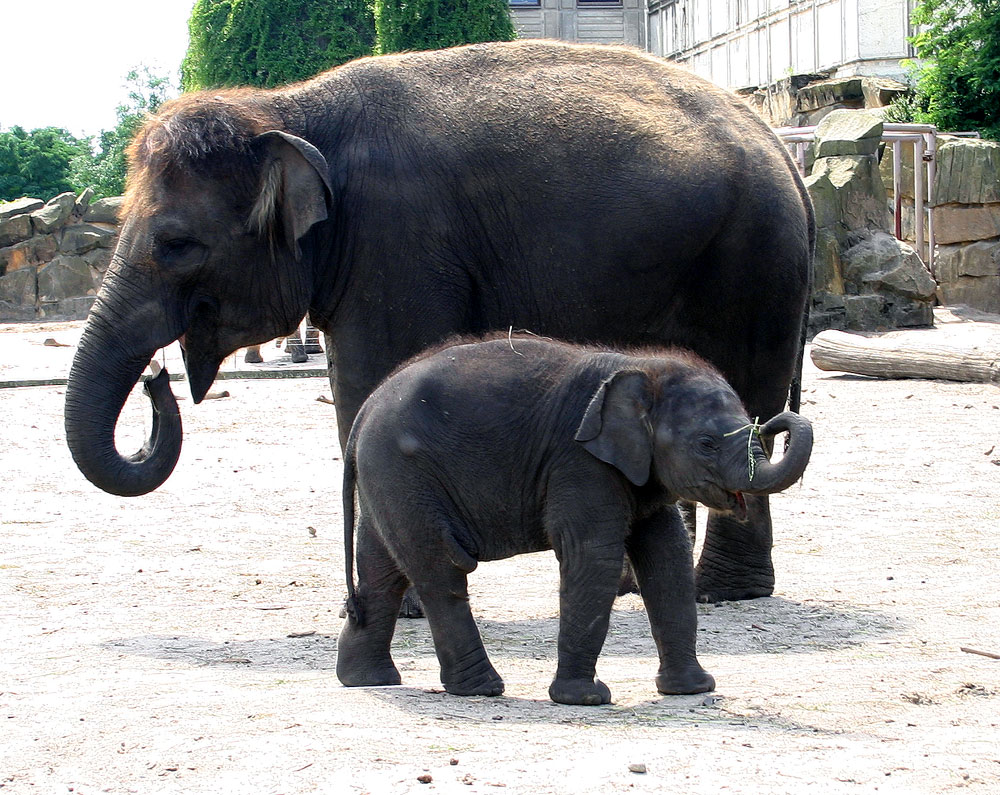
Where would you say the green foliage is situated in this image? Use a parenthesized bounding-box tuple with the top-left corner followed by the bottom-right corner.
(0, 126, 90, 202)
(70, 67, 176, 198)
(907, 0, 1000, 139)
(374, 0, 516, 55)
(182, 0, 376, 90)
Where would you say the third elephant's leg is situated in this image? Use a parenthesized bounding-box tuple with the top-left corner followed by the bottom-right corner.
(696, 494, 775, 603)
(627, 506, 715, 695)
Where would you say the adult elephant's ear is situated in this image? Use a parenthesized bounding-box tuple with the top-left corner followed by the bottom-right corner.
(575, 370, 653, 486)
(250, 130, 333, 259)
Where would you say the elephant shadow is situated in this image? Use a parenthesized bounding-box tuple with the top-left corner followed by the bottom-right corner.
(101, 594, 895, 673)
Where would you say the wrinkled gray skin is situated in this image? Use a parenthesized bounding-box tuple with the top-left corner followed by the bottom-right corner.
(62, 40, 814, 603)
(337, 336, 813, 705)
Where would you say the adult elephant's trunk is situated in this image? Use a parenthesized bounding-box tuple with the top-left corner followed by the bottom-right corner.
(732, 411, 813, 496)
(64, 265, 184, 497)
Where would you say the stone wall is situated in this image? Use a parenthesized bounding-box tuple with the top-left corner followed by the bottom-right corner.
(805, 110, 938, 333)
(0, 191, 121, 321)
(740, 74, 909, 128)
(881, 136, 1000, 314)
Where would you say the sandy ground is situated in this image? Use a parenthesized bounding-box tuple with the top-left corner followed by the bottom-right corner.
(1, 317, 999, 794)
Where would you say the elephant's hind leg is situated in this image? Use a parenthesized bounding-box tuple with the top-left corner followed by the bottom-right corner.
(337, 518, 407, 687)
(415, 570, 504, 698)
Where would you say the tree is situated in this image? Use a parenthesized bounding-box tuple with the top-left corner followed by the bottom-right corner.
(374, 0, 515, 55)
(0, 126, 90, 202)
(182, 0, 376, 91)
(70, 67, 176, 198)
(905, 0, 1000, 139)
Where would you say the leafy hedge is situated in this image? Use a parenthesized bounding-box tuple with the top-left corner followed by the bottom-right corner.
(375, 0, 516, 55)
(182, 0, 377, 91)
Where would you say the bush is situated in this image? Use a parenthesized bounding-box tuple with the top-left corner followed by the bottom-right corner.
(182, 0, 376, 91)
(374, 0, 515, 55)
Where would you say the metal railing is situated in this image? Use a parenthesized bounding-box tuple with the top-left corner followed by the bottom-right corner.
(775, 123, 938, 278)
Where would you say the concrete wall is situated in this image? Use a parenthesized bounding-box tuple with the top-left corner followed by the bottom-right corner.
(647, 0, 914, 90)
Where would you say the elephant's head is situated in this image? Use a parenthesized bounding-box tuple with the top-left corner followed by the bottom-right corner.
(65, 94, 332, 497)
(575, 354, 813, 517)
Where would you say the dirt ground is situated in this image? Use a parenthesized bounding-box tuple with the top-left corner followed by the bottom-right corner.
(1, 317, 999, 794)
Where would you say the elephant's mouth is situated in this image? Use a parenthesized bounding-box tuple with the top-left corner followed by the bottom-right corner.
(689, 486, 748, 521)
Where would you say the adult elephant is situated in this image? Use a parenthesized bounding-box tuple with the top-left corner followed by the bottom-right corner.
(63, 40, 814, 603)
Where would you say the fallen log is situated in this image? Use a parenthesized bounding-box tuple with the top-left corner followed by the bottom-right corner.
(810, 329, 1000, 383)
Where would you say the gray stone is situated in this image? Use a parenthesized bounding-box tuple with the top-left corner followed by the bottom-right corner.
(37, 255, 95, 302)
(59, 223, 116, 255)
(861, 77, 909, 109)
(0, 234, 58, 274)
(85, 196, 124, 224)
(30, 192, 76, 234)
(844, 294, 886, 330)
(842, 233, 936, 300)
(937, 276, 1000, 314)
(813, 109, 884, 157)
(812, 228, 845, 295)
(804, 172, 840, 231)
(81, 246, 113, 276)
(0, 197, 43, 221)
(811, 154, 890, 234)
(0, 299, 38, 320)
(75, 187, 95, 217)
(934, 239, 1000, 284)
(0, 266, 37, 309)
(0, 213, 33, 247)
(931, 203, 1000, 245)
(934, 136, 1000, 205)
(38, 295, 96, 320)
(797, 78, 865, 114)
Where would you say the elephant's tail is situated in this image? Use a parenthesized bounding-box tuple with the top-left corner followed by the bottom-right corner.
(342, 437, 364, 627)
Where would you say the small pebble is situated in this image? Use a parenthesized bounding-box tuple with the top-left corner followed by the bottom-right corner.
(628, 763, 647, 774)
(418, 774, 433, 784)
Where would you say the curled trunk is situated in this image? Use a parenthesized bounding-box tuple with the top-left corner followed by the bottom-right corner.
(736, 411, 813, 495)
(64, 284, 184, 497)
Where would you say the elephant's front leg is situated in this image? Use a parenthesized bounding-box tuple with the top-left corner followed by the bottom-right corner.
(547, 488, 626, 705)
(695, 496, 774, 603)
(627, 506, 715, 695)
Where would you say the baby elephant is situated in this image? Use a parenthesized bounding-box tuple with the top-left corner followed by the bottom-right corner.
(336, 335, 813, 705)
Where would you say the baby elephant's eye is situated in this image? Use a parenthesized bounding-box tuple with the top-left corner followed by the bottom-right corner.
(696, 434, 718, 454)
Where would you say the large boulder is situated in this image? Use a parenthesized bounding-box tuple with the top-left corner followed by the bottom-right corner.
(934, 136, 1000, 205)
(931, 203, 1000, 245)
(813, 109, 884, 157)
(0, 213, 33, 248)
(84, 196, 124, 224)
(59, 223, 116, 255)
(842, 232, 937, 301)
(0, 198, 43, 221)
(0, 267, 37, 312)
(810, 154, 891, 236)
(0, 234, 58, 274)
(37, 254, 95, 303)
(934, 239, 1000, 313)
(30, 192, 77, 234)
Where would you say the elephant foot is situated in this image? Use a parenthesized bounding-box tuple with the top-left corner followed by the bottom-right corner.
(694, 564, 774, 603)
(399, 587, 424, 618)
(289, 345, 308, 364)
(656, 666, 715, 696)
(337, 659, 402, 688)
(243, 348, 263, 364)
(443, 667, 505, 698)
(549, 677, 612, 706)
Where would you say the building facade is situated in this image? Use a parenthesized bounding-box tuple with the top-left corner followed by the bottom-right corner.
(512, 0, 916, 90)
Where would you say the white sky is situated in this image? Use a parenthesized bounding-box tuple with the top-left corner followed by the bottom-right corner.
(1, 0, 195, 138)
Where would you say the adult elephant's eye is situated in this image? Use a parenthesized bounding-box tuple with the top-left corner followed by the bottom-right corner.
(157, 238, 206, 268)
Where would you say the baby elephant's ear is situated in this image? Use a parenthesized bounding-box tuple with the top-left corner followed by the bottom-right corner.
(575, 370, 653, 486)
